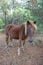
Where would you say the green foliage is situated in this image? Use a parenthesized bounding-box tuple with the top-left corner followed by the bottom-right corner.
(0, 19, 5, 26)
(0, 0, 43, 33)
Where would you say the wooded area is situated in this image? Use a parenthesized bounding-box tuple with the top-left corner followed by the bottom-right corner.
(0, 0, 43, 32)
(0, 1, 43, 65)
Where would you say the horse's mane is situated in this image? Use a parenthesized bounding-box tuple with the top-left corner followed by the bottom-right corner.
(23, 22, 27, 35)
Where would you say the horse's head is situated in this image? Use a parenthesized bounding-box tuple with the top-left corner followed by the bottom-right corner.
(26, 20, 37, 37)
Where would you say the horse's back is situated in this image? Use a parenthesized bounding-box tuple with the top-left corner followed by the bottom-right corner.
(6, 24, 23, 32)
(5, 24, 25, 39)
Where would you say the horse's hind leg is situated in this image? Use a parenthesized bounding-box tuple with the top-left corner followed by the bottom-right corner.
(10, 37, 12, 41)
(6, 34, 9, 45)
(23, 40, 25, 46)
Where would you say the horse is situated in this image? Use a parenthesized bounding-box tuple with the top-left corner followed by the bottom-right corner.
(5, 21, 37, 55)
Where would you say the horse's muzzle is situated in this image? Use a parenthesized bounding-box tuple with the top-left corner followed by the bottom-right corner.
(28, 39, 33, 43)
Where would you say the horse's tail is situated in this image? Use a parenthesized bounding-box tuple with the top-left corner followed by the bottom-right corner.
(6, 33, 9, 45)
(5, 28, 9, 45)
(5, 24, 12, 45)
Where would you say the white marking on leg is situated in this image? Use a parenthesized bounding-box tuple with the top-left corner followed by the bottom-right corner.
(22, 46, 24, 51)
(18, 47, 20, 56)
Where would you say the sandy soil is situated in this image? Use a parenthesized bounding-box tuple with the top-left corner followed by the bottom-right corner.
(0, 33, 43, 65)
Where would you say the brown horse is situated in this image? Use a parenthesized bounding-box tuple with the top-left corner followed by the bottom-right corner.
(5, 21, 37, 55)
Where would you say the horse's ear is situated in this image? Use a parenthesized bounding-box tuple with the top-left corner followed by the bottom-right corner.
(27, 21, 30, 24)
(33, 21, 36, 24)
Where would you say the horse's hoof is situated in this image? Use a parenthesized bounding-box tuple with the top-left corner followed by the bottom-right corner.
(28, 40, 34, 44)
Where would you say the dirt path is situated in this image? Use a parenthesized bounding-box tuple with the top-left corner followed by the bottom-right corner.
(0, 33, 43, 65)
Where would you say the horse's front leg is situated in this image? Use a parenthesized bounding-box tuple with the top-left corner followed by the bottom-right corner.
(18, 32, 22, 56)
(18, 38, 22, 56)
(22, 40, 25, 51)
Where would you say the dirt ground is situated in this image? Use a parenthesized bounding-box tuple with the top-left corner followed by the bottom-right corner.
(0, 33, 43, 65)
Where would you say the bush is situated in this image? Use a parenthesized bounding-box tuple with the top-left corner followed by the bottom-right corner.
(0, 19, 5, 26)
